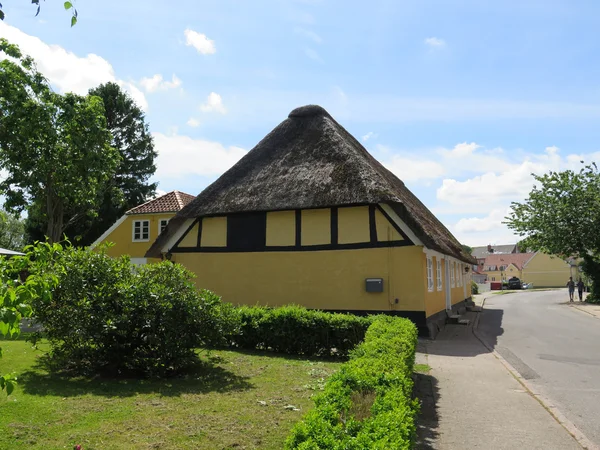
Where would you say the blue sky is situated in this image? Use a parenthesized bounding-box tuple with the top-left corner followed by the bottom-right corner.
(2, 0, 600, 245)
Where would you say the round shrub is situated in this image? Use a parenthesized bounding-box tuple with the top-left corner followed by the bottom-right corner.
(28, 242, 239, 377)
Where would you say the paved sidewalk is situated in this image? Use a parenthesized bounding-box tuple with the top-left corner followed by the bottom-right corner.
(415, 313, 581, 450)
(570, 301, 600, 319)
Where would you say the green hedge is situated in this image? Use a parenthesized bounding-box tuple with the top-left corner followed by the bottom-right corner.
(285, 316, 419, 449)
(230, 305, 374, 357)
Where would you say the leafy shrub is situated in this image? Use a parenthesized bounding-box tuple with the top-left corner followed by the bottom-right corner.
(285, 316, 419, 449)
(28, 242, 239, 377)
(471, 280, 479, 295)
(0, 251, 57, 394)
(229, 305, 373, 357)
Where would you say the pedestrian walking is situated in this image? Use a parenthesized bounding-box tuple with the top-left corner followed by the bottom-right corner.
(567, 277, 575, 302)
(577, 278, 585, 302)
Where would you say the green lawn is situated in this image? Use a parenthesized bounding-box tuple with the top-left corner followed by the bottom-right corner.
(0, 338, 342, 449)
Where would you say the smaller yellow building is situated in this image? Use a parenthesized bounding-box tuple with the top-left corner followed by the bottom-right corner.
(91, 190, 194, 264)
(478, 251, 577, 287)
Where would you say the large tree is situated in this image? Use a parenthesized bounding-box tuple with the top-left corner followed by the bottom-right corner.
(505, 163, 600, 300)
(0, 39, 120, 243)
(29, 82, 158, 246)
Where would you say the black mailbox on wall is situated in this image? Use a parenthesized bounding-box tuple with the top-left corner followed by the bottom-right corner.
(365, 278, 384, 293)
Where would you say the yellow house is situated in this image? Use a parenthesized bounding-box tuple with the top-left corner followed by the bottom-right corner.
(522, 252, 578, 287)
(480, 251, 578, 287)
(91, 190, 195, 264)
(147, 105, 475, 337)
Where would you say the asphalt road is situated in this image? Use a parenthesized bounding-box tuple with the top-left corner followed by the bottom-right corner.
(478, 289, 600, 447)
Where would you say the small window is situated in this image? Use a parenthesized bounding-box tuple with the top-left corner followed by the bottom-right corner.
(427, 257, 434, 292)
(436, 260, 442, 291)
(133, 220, 149, 242)
(492, 277, 496, 281)
(159, 219, 169, 235)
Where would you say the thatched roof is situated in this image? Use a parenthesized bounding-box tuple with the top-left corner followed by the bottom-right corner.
(147, 105, 474, 264)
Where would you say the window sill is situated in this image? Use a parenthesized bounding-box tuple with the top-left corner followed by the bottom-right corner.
(132, 239, 150, 243)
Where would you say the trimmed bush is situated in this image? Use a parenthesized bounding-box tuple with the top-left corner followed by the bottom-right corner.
(27, 242, 238, 377)
(230, 305, 373, 357)
(285, 316, 419, 449)
(471, 280, 479, 295)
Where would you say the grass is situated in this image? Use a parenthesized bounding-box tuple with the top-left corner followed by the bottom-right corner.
(414, 364, 431, 373)
(0, 338, 343, 450)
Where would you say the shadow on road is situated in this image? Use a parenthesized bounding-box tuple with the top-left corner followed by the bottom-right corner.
(476, 308, 504, 350)
(414, 372, 440, 449)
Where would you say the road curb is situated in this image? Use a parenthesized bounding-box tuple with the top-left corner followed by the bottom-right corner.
(472, 299, 598, 450)
(570, 304, 600, 320)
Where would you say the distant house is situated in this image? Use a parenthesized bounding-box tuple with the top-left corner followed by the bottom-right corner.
(471, 244, 518, 259)
(91, 191, 195, 265)
(146, 105, 475, 337)
(474, 249, 577, 287)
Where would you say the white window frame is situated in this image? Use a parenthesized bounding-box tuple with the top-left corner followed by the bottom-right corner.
(426, 256, 434, 292)
(451, 261, 455, 288)
(159, 219, 169, 235)
(132, 220, 150, 242)
(458, 264, 462, 287)
(436, 260, 442, 291)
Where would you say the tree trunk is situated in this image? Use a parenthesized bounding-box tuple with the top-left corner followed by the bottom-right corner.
(45, 189, 64, 243)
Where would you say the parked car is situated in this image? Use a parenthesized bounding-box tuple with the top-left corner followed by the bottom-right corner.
(507, 277, 522, 290)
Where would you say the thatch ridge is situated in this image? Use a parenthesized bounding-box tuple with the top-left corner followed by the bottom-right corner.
(147, 105, 474, 264)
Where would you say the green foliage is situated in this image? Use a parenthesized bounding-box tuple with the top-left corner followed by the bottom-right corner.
(506, 163, 600, 298)
(0, 1, 78, 25)
(27, 242, 237, 377)
(581, 255, 600, 303)
(0, 40, 120, 243)
(230, 305, 373, 357)
(471, 280, 479, 295)
(0, 247, 57, 394)
(0, 209, 24, 251)
(285, 316, 419, 449)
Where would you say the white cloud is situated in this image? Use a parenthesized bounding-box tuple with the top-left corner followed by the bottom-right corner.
(0, 22, 149, 110)
(200, 92, 227, 114)
(454, 208, 510, 233)
(304, 48, 323, 62)
(382, 150, 446, 183)
(153, 132, 246, 178)
(362, 132, 378, 142)
(294, 27, 322, 43)
(139, 74, 182, 93)
(153, 189, 168, 199)
(184, 29, 216, 55)
(424, 37, 446, 49)
(187, 118, 201, 127)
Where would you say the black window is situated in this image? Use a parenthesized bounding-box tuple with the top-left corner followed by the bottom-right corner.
(227, 212, 266, 251)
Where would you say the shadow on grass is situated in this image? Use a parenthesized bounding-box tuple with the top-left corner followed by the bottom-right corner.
(226, 346, 350, 363)
(18, 355, 254, 398)
(413, 372, 439, 449)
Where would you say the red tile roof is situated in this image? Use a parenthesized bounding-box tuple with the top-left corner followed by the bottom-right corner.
(126, 191, 195, 215)
(482, 253, 536, 271)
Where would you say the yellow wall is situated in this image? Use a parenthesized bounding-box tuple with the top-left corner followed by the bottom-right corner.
(301, 209, 331, 246)
(200, 217, 227, 247)
(424, 255, 446, 317)
(338, 206, 370, 244)
(173, 246, 426, 312)
(99, 213, 174, 261)
(266, 211, 295, 246)
(375, 208, 404, 242)
(522, 253, 576, 287)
